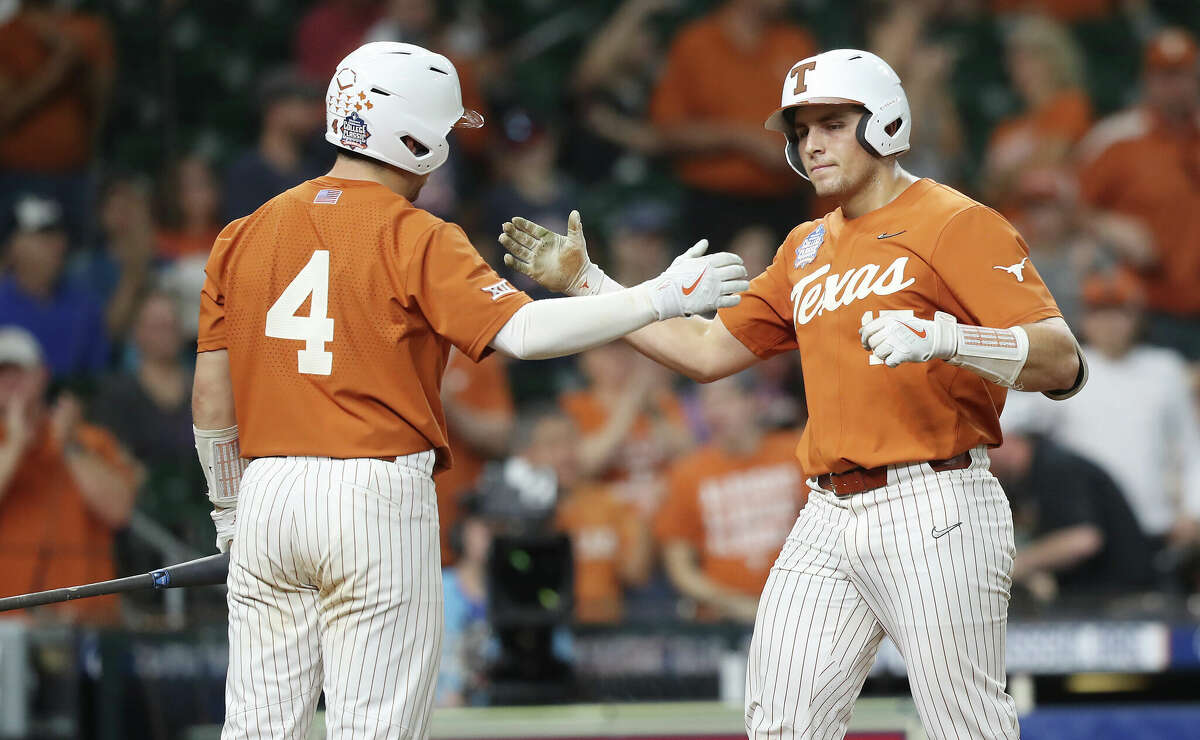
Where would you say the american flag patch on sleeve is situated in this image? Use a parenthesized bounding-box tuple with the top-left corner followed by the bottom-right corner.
(313, 189, 342, 204)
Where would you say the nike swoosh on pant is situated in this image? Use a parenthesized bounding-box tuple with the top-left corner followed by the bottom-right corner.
(931, 522, 962, 539)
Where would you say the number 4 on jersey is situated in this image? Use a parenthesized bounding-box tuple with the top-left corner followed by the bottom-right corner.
(266, 250, 335, 375)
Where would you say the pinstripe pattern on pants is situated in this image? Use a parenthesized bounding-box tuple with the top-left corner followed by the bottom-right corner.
(222, 452, 442, 740)
(745, 447, 1019, 740)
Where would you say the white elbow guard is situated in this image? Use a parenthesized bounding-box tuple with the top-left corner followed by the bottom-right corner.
(194, 424, 248, 505)
(943, 315, 1030, 390)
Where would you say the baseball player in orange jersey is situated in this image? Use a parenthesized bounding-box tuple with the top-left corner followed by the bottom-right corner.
(501, 49, 1089, 739)
(189, 42, 748, 740)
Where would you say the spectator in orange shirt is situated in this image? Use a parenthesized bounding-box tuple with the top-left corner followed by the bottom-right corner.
(984, 14, 1092, 211)
(0, 0, 114, 243)
(0, 327, 137, 624)
(1008, 165, 1154, 329)
(559, 343, 693, 516)
(649, 0, 818, 245)
(434, 349, 515, 566)
(655, 373, 804, 623)
(1076, 27, 1200, 358)
(547, 408, 652, 624)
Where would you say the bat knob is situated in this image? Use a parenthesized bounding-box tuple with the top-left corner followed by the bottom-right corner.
(151, 570, 171, 589)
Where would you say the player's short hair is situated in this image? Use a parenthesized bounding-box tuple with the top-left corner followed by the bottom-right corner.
(331, 144, 381, 166)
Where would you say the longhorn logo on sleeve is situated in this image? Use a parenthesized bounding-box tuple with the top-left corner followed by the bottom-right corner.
(994, 258, 1028, 282)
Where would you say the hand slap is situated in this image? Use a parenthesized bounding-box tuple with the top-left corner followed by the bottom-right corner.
(642, 241, 749, 320)
(498, 210, 593, 294)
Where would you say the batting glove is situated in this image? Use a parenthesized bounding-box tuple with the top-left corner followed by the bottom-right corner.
(211, 501, 236, 554)
(500, 210, 606, 296)
(860, 311, 958, 367)
(640, 240, 749, 320)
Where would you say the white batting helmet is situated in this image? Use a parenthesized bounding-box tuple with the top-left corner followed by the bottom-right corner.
(764, 49, 911, 179)
(325, 42, 484, 174)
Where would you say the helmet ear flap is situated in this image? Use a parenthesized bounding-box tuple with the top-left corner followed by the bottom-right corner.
(785, 137, 809, 180)
(781, 108, 810, 180)
(855, 111, 880, 157)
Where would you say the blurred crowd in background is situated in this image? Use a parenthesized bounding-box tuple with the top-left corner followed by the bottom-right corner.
(1, 0, 1200, 709)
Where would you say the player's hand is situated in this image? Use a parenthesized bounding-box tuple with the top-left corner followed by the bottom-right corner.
(210, 503, 236, 554)
(860, 311, 958, 368)
(500, 210, 597, 295)
(639, 239, 748, 321)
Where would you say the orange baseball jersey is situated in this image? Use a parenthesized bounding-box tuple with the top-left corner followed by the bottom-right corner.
(719, 178, 1062, 477)
(555, 483, 643, 624)
(197, 176, 531, 465)
(654, 431, 805, 597)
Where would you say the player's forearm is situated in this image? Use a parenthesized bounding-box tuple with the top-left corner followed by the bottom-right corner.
(489, 289, 658, 360)
(192, 350, 238, 429)
(1014, 319, 1083, 394)
(1012, 525, 1103, 581)
(622, 316, 729, 382)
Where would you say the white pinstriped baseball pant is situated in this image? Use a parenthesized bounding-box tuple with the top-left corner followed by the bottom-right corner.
(222, 452, 441, 740)
(745, 447, 1019, 740)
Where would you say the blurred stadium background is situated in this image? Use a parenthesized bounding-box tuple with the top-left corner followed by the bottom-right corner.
(1, 0, 1200, 737)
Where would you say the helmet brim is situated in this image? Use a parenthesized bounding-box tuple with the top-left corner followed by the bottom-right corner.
(764, 97, 865, 132)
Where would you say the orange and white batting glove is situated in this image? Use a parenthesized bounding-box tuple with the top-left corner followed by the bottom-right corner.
(639, 240, 748, 320)
(860, 311, 959, 366)
(500, 210, 608, 296)
(860, 310, 1030, 389)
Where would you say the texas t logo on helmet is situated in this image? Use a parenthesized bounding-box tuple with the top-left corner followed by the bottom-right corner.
(764, 49, 911, 180)
(324, 42, 485, 175)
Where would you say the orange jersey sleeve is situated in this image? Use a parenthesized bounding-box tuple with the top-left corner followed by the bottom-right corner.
(718, 236, 805, 359)
(195, 177, 530, 465)
(929, 205, 1062, 329)
(409, 221, 532, 362)
(197, 219, 244, 352)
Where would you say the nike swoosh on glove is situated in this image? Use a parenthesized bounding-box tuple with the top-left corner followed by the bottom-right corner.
(860, 311, 959, 367)
(641, 240, 750, 320)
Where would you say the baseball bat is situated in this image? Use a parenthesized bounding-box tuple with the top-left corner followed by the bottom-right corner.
(0, 552, 230, 613)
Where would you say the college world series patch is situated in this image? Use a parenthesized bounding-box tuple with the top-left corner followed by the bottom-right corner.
(339, 111, 371, 150)
(794, 224, 825, 268)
